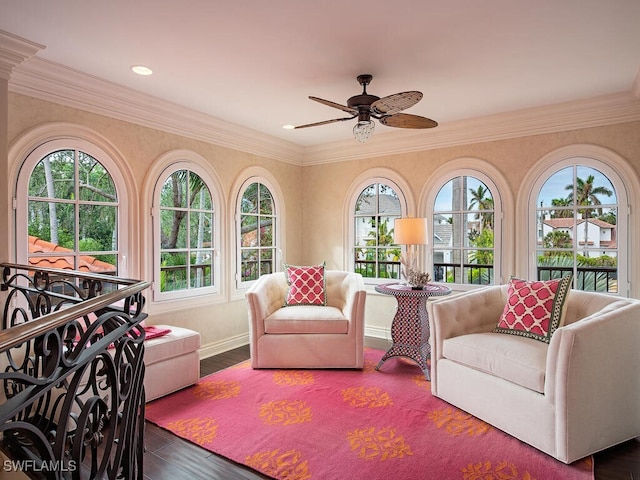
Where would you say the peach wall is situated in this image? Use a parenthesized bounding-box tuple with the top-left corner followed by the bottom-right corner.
(5, 91, 640, 353)
(301, 122, 640, 334)
(5, 93, 303, 354)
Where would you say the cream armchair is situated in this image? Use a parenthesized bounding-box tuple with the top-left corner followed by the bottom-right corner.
(245, 270, 366, 369)
(428, 285, 640, 464)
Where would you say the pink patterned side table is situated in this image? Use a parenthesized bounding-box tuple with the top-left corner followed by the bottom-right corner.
(375, 283, 451, 380)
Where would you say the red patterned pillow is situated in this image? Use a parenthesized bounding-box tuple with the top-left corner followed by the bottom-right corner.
(284, 263, 327, 306)
(493, 276, 572, 343)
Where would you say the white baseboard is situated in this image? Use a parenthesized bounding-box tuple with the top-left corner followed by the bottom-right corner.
(365, 325, 390, 341)
(198, 333, 249, 360)
(198, 328, 389, 360)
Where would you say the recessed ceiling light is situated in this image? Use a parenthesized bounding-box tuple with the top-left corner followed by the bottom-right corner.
(131, 65, 153, 76)
(282, 124, 295, 130)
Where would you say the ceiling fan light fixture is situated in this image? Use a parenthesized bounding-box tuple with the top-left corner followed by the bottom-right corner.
(353, 120, 375, 143)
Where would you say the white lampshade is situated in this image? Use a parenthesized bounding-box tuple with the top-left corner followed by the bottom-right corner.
(393, 217, 429, 245)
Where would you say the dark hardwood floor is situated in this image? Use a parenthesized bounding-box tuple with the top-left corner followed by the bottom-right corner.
(143, 338, 639, 480)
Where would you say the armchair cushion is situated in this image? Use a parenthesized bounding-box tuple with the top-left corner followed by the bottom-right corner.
(494, 276, 572, 343)
(265, 306, 348, 334)
(284, 263, 327, 306)
(443, 332, 548, 393)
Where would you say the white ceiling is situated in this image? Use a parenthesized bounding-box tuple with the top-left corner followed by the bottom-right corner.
(2, 0, 640, 148)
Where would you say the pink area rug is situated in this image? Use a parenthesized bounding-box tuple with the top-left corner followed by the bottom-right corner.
(146, 349, 593, 480)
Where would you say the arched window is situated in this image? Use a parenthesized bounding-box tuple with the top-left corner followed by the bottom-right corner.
(237, 180, 279, 286)
(348, 173, 411, 284)
(532, 163, 623, 294)
(16, 139, 126, 277)
(153, 164, 219, 300)
(428, 169, 504, 287)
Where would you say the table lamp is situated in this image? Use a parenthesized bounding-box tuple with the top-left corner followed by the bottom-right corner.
(393, 217, 430, 288)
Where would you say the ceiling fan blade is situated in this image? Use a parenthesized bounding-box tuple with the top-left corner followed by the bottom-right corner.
(371, 91, 423, 115)
(379, 113, 438, 129)
(294, 116, 356, 129)
(309, 96, 358, 115)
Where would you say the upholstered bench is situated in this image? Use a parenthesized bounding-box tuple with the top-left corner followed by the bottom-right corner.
(144, 325, 201, 402)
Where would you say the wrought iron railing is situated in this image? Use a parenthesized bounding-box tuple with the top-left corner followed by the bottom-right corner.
(537, 265, 617, 293)
(0, 263, 150, 479)
(354, 260, 401, 280)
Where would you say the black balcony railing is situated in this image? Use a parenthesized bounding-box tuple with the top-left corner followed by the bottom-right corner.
(354, 260, 401, 280)
(0, 263, 150, 479)
(537, 265, 617, 293)
(356, 260, 616, 293)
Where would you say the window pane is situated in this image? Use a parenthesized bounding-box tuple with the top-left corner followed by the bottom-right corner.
(241, 182, 259, 214)
(434, 175, 496, 285)
(27, 147, 120, 276)
(190, 211, 213, 249)
(79, 204, 117, 252)
(355, 184, 377, 215)
(466, 178, 493, 210)
(190, 251, 212, 288)
(353, 182, 402, 280)
(242, 249, 259, 281)
(29, 150, 75, 200)
(29, 254, 76, 270)
(160, 252, 187, 292)
(189, 172, 212, 210)
(259, 185, 274, 215)
(538, 167, 572, 209)
(355, 218, 375, 247)
(259, 221, 273, 247)
(241, 215, 258, 247)
(535, 164, 618, 293)
(161, 171, 187, 209)
(378, 187, 400, 215)
(160, 209, 186, 249)
(78, 152, 116, 202)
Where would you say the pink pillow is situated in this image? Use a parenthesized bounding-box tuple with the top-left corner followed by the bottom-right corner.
(283, 263, 327, 306)
(493, 276, 572, 343)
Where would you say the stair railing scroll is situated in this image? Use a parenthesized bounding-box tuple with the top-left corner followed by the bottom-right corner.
(0, 263, 150, 479)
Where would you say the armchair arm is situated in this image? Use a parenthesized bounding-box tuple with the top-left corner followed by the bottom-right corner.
(545, 299, 640, 461)
(340, 273, 366, 332)
(245, 273, 286, 340)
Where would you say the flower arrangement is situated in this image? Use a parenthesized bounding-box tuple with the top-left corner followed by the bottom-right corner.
(400, 256, 431, 289)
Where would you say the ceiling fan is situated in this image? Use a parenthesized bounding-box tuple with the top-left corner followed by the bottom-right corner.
(293, 74, 438, 143)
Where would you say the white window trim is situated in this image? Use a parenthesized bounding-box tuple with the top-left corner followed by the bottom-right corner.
(232, 169, 284, 294)
(422, 159, 510, 291)
(519, 145, 634, 297)
(345, 168, 414, 287)
(151, 160, 222, 302)
(13, 131, 131, 277)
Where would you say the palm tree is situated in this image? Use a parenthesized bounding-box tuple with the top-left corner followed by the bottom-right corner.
(468, 185, 494, 230)
(565, 174, 613, 251)
(550, 197, 573, 218)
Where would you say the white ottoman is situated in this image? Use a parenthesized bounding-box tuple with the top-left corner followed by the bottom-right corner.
(144, 325, 201, 402)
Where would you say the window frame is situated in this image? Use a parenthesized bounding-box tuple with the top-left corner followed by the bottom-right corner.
(235, 175, 283, 290)
(15, 138, 129, 276)
(346, 170, 412, 286)
(424, 163, 506, 291)
(152, 161, 221, 302)
(527, 155, 628, 296)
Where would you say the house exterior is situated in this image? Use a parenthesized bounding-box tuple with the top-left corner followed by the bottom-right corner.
(542, 217, 617, 257)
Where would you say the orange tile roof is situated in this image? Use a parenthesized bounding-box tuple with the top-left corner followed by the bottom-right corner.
(28, 236, 117, 274)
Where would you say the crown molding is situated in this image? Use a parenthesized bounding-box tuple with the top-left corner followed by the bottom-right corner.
(9, 57, 304, 165)
(7, 56, 640, 167)
(302, 91, 640, 165)
(0, 30, 44, 81)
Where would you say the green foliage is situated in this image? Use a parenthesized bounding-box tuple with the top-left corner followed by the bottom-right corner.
(543, 230, 572, 249)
